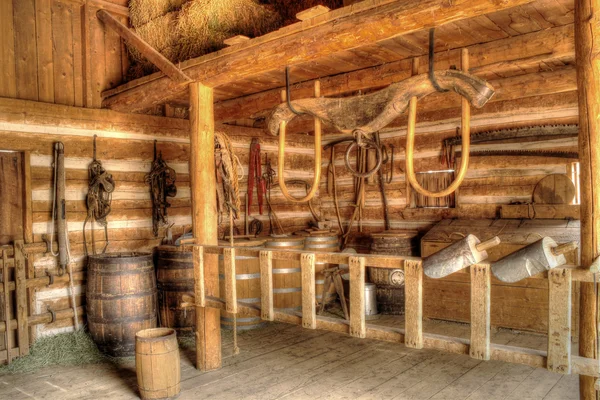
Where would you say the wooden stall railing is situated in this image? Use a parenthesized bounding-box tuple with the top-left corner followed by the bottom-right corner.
(190, 244, 599, 379)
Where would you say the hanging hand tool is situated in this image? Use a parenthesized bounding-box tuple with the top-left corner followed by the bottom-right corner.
(247, 138, 265, 215)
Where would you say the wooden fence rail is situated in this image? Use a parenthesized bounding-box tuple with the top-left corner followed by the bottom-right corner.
(192, 244, 598, 378)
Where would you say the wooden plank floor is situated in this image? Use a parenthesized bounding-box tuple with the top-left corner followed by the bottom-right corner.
(0, 318, 578, 399)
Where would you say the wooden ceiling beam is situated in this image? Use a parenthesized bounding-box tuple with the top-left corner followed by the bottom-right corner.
(213, 24, 574, 123)
(96, 10, 191, 85)
(102, 0, 536, 113)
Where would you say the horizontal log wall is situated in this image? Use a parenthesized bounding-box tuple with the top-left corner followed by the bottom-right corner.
(0, 0, 128, 109)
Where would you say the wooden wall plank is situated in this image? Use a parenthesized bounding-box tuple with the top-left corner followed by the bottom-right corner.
(349, 256, 366, 338)
(35, 0, 54, 103)
(88, 5, 105, 108)
(404, 259, 423, 349)
(260, 250, 274, 321)
(470, 263, 491, 361)
(14, 241, 28, 356)
(13, 0, 39, 101)
(72, 3, 84, 107)
(103, 10, 122, 90)
(301, 253, 316, 329)
(547, 268, 572, 374)
(0, 0, 16, 98)
(52, 0, 75, 106)
(2, 251, 12, 363)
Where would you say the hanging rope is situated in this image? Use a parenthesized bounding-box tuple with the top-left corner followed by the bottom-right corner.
(84, 135, 115, 256)
(215, 131, 241, 218)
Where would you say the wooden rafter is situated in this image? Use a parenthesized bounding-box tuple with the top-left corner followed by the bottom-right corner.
(96, 10, 191, 85)
(101, 0, 536, 112)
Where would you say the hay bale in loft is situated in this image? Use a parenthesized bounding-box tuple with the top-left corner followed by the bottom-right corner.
(129, 0, 189, 27)
(176, 0, 281, 62)
(127, 12, 179, 75)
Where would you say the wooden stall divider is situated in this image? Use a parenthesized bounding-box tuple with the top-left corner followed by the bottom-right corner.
(301, 253, 316, 329)
(349, 256, 366, 338)
(14, 241, 28, 356)
(404, 259, 423, 349)
(548, 268, 572, 374)
(260, 251, 274, 321)
(470, 263, 491, 361)
(2, 249, 11, 364)
(223, 248, 237, 314)
(193, 246, 205, 307)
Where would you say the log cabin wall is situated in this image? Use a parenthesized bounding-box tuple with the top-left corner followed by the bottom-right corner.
(0, 0, 129, 109)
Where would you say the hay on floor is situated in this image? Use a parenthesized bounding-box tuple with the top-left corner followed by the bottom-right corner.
(0, 330, 106, 374)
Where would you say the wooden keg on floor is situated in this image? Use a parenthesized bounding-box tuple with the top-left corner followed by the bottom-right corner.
(87, 253, 157, 357)
(304, 233, 340, 305)
(136, 328, 180, 400)
(219, 238, 266, 331)
(264, 236, 304, 312)
(369, 231, 419, 314)
(156, 246, 194, 336)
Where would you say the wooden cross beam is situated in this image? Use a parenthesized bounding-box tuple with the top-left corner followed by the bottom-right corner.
(96, 10, 191, 85)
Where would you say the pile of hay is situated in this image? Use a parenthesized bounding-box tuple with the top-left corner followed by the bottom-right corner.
(127, 0, 281, 78)
(0, 331, 106, 374)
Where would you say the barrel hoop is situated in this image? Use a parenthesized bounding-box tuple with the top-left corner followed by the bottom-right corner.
(88, 315, 157, 324)
(239, 297, 261, 304)
(157, 285, 194, 292)
(88, 253, 153, 264)
(305, 243, 339, 249)
(272, 268, 301, 274)
(273, 287, 302, 294)
(157, 262, 193, 270)
(304, 236, 339, 242)
(88, 266, 154, 276)
(87, 290, 157, 300)
(276, 306, 302, 312)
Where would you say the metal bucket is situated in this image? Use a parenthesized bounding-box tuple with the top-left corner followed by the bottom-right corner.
(365, 283, 378, 319)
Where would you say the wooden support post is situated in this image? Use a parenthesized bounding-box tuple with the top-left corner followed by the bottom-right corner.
(193, 246, 205, 307)
(349, 256, 366, 338)
(301, 253, 316, 329)
(223, 248, 237, 314)
(548, 268, 572, 374)
(96, 10, 190, 84)
(2, 250, 11, 364)
(575, 0, 600, 397)
(404, 259, 423, 349)
(190, 82, 221, 371)
(260, 251, 274, 321)
(14, 241, 28, 356)
(470, 263, 491, 361)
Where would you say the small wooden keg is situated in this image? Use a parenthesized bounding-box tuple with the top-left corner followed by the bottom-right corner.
(135, 328, 180, 400)
(264, 236, 304, 312)
(156, 246, 194, 336)
(87, 252, 157, 357)
(369, 230, 419, 315)
(219, 238, 266, 331)
(304, 234, 340, 305)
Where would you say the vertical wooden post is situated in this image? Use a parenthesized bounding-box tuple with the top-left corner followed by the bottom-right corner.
(301, 253, 316, 329)
(2, 250, 12, 363)
(575, 0, 600, 397)
(14, 241, 28, 356)
(470, 263, 490, 361)
(260, 251, 274, 321)
(193, 246, 205, 307)
(404, 259, 423, 349)
(223, 248, 237, 314)
(548, 268, 572, 374)
(349, 256, 366, 338)
(190, 82, 221, 371)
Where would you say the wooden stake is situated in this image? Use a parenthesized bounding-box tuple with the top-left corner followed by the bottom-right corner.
(301, 253, 316, 329)
(548, 268, 572, 374)
(470, 263, 491, 361)
(260, 251, 274, 321)
(349, 256, 366, 338)
(404, 259, 423, 349)
(575, 0, 600, 397)
(190, 82, 221, 371)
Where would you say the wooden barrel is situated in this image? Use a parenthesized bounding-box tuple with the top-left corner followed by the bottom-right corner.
(219, 238, 266, 331)
(135, 328, 180, 399)
(264, 236, 304, 313)
(304, 234, 340, 305)
(87, 252, 157, 357)
(369, 230, 419, 315)
(156, 246, 194, 336)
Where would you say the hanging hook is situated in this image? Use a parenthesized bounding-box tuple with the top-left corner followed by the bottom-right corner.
(429, 28, 448, 93)
(285, 66, 304, 116)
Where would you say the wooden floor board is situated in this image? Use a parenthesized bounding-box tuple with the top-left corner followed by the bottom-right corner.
(0, 319, 579, 400)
